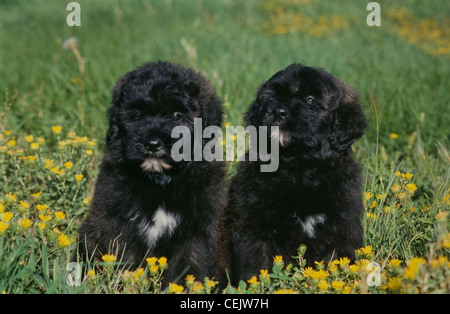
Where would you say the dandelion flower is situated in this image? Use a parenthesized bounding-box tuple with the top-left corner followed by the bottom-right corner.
(64, 162, 73, 169)
(30, 142, 39, 150)
(37, 222, 46, 230)
(101, 254, 117, 263)
(158, 256, 168, 269)
(87, 269, 96, 277)
(25, 135, 34, 142)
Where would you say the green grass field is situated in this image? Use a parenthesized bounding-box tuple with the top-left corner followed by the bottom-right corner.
(0, 0, 448, 294)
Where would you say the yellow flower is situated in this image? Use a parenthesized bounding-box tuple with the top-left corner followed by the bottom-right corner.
(64, 162, 73, 169)
(317, 279, 329, 291)
(158, 256, 167, 266)
(5, 192, 17, 202)
(133, 268, 145, 279)
(18, 218, 33, 229)
(310, 270, 329, 280)
(55, 211, 66, 219)
(405, 183, 418, 192)
(331, 280, 345, 291)
(19, 200, 30, 210)
(52, 125, 62, 134)
(0, 221, 9, 233)
(260, 269, 269, 277)
(44, 159, 54, 169)
(168, 283, 184, 294)
(75, 174, 84, 181)
(39, 214, 52, 221)
(273, 255, 283, 263)
(342, 285, 352, 294)
(389, 259, 402, 268)
(30, 142, 39, 150)
(6, 140, 16, 147)
(82, 197, 92, 205)
(37, 222, 46, 230)
(87, 269, 96, 277)
(149, 265, 159, 273)
(146, 257, 158, 265)
(32, 191, 42, 199)
(0, 203, 4, 213)
(390, 133, 399, 139)
(85, 149, 93, 155)
(387, 277, 402, 291)
(338, 257, 350, 266)
(25, 135, 34, 142)
(185, 274, 196, 285)
(349, 264, 359, 273)
(247, 276, 259, 285)
(302, 267, 315, 278)
(1, 212, 13, 222)
(273, 289, 296, 294)
(206, 279, 218, 288)
(58, 234, 71, 247)
(36, 204, 49, 211)
(356, 246, 373, 257)
(404, 257, 426, 280)
(101, 254, 117, 262)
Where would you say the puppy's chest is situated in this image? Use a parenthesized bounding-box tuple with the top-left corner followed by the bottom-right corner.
(131, 205, 181, 250)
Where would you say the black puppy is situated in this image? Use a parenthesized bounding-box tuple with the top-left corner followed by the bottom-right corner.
(78, 61, 225, 285)
(219, 63, 367, 284)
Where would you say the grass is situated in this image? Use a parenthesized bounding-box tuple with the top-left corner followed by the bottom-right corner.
(0, 0, 449, 294)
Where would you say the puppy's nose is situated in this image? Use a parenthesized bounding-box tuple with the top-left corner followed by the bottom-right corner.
(275, 108, 288, 120)
(145, 138, 163, 153)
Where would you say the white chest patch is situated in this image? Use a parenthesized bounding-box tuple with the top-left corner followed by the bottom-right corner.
(139, 206, 180, 249)
(295, 214, 326, 238)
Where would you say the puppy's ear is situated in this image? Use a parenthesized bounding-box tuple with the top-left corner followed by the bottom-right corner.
(105, 77, 127, 162)
(244, 83, 269, 127)
(329, 83, 367, 152)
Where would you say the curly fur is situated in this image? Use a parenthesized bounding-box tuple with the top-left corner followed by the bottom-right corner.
(218, 63, 367, 285)
(77, 61, 225, 285)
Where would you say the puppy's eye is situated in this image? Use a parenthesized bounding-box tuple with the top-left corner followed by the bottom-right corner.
(172, 112, 182, 120)
(306, 96, 316, 105)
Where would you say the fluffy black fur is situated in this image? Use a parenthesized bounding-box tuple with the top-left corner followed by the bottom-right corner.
(78, 61, 225, 285)
(218, 63, 367, 285)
